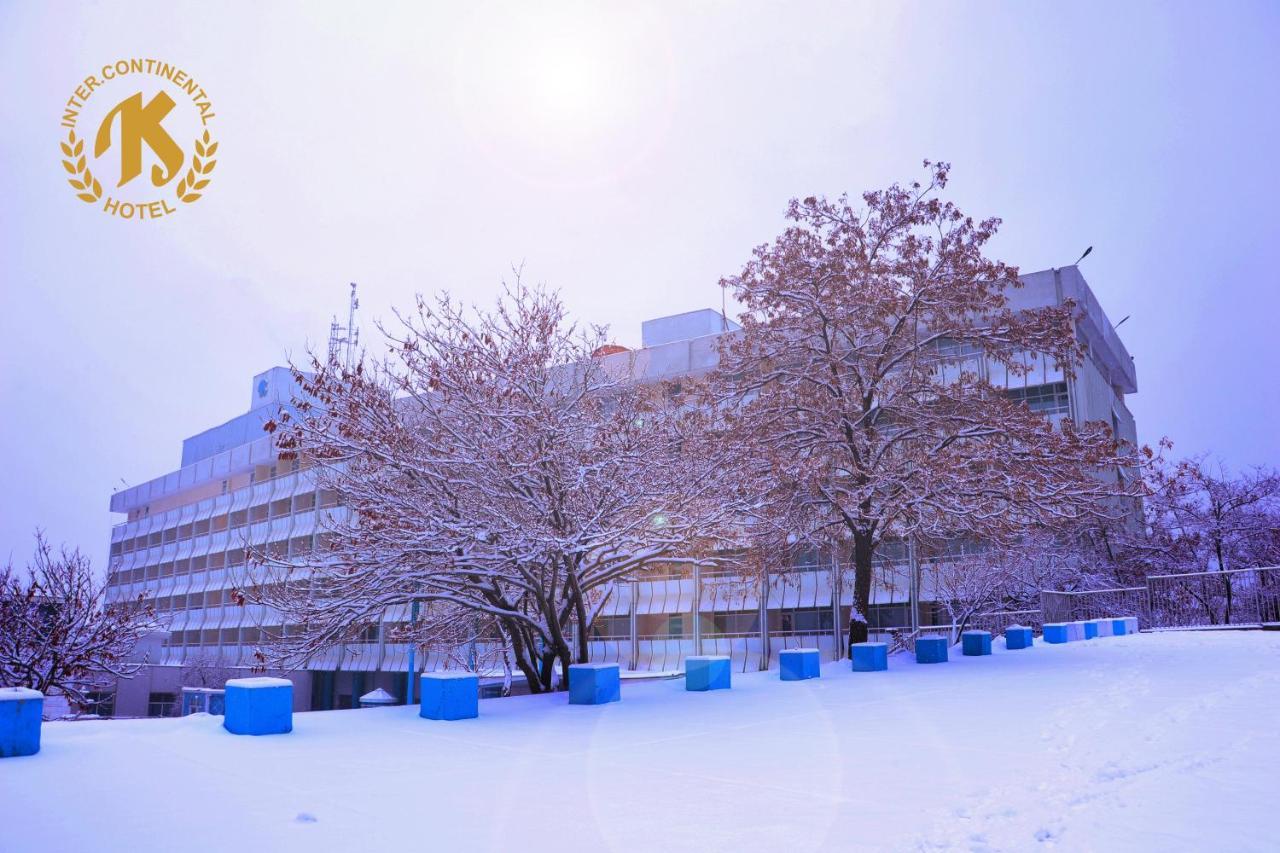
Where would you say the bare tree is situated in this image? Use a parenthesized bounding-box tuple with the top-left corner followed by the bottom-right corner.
(1119, 456, 1280, 623)
(0, 533, 161, 708)
(713, 162, 1147, 646)
(923, 530, 1118, 638)
(255, 282, 744, 693)
(178, 654, 240, 689)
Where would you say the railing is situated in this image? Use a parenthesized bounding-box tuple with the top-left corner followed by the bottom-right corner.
(1146, 566, 1280, 629)
(1041, 587, 1146, 624)
(1038, 567, 1280, 631)
(969, 608, 1043, 635)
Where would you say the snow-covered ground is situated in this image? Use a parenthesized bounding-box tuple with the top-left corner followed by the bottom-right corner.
(3, 631, 1277, 852)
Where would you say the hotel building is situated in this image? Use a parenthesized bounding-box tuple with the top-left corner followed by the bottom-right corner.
(101, 265, 1137, 717)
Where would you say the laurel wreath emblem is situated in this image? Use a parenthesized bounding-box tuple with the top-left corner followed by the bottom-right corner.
(61, 128, 219, 207)
(176, 129, 218, 203)
(60, 130, 103, 204)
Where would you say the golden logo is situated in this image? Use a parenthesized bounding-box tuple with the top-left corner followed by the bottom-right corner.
(59, 59, 219, 219)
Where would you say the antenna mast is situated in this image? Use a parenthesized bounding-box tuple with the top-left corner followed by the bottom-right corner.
(720, 280, 728, 332)
(327, 283, 361, 370)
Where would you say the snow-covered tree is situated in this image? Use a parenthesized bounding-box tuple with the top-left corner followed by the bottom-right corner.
(1134, 457, 1280, 573)
(713, 162, 1146, 646)
(1116, 456, 1280, 623)
(0, 534, 161, 708)
(922, 530, 1119, 638)
(178, 654, 241, 689)
(257, 283, 743, 692)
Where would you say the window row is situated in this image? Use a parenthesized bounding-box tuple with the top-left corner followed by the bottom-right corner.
(1004, 381, 1070, 416)
(111, 488, 339, 556)
(143, 584, 281, 613)
(162, 623, 365, 648)
(108, 534, 335, 586)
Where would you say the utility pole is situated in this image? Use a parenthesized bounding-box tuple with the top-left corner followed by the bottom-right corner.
(908, 537, 920, 634)
(405, 599, 419, 704)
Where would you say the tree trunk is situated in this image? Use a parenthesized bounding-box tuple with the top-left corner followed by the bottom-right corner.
(573, 589, 590, 664)
(503, 617, 547, 694)
(847, 530, 874, 651)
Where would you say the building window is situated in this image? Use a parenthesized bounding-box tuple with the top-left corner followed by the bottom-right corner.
(666, 615, 684, 637)
(85, 691, 115, 718)
(778, 608, 833, 634)
(791, 547, 822, 570)
(1005, 381, 1069, 416)
(590, 615, 630, 639)
(938, 337, 981, 357)
(147, 692, 177, 718)
(707, 610, 760, 635)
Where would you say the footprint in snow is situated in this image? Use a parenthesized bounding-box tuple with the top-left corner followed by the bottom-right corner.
(295, 813, 318, 824)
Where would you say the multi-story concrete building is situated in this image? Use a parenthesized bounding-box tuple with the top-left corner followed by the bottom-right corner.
(102, 265, 1137, 717)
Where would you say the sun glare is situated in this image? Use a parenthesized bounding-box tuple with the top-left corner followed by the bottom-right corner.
(452, 6, 674, 188)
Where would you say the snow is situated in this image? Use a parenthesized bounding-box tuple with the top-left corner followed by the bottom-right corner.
(0, 687, 42, 702)
(224, 676, 292, 689)
(358, 688, 397, 704)
(3, 631, 1279, 852)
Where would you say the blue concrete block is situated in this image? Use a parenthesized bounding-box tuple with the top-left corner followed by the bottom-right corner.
(223, 677, 293, 736)
(961, 630, 992, 656)
(569, 663, 621, 705)
(0, 688, 43, 758)
(1083, 621, 1099, 640)
(419, 672, 479, 721)
(1042, 623, 1071, 644)
(779, 648, 821, 681)
(1090, 618, 1113, 638)
(686, 655, 732, 691)
(1112, 618, 1128, 636)
(1005, 626, 1034, 650)
(1125, 616, 1139, 634)
(915, 636, 949, 664)
(851, 642, 888, 672)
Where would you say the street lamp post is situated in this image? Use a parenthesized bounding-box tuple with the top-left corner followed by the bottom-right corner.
(405, 599, 420, 704)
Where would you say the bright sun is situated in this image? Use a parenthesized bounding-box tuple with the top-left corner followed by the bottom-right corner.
(451, 5, 674, 187)
(526, 41, 608, 125)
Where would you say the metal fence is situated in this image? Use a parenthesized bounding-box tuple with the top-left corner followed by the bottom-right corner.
(1040, 567, 1280, 631)
(585, 565, 1280, 674)
(1041, 587, 1147, 624)
(1146, 566, 1280, 629)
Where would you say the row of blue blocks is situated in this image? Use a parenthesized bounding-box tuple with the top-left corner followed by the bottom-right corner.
(14, 610, 1152, 752)
(1044, 616, 1138, 644)
(182, 613, 1159, 737)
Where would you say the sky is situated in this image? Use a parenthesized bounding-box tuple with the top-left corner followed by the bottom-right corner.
(1, 1, 1278, 565)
